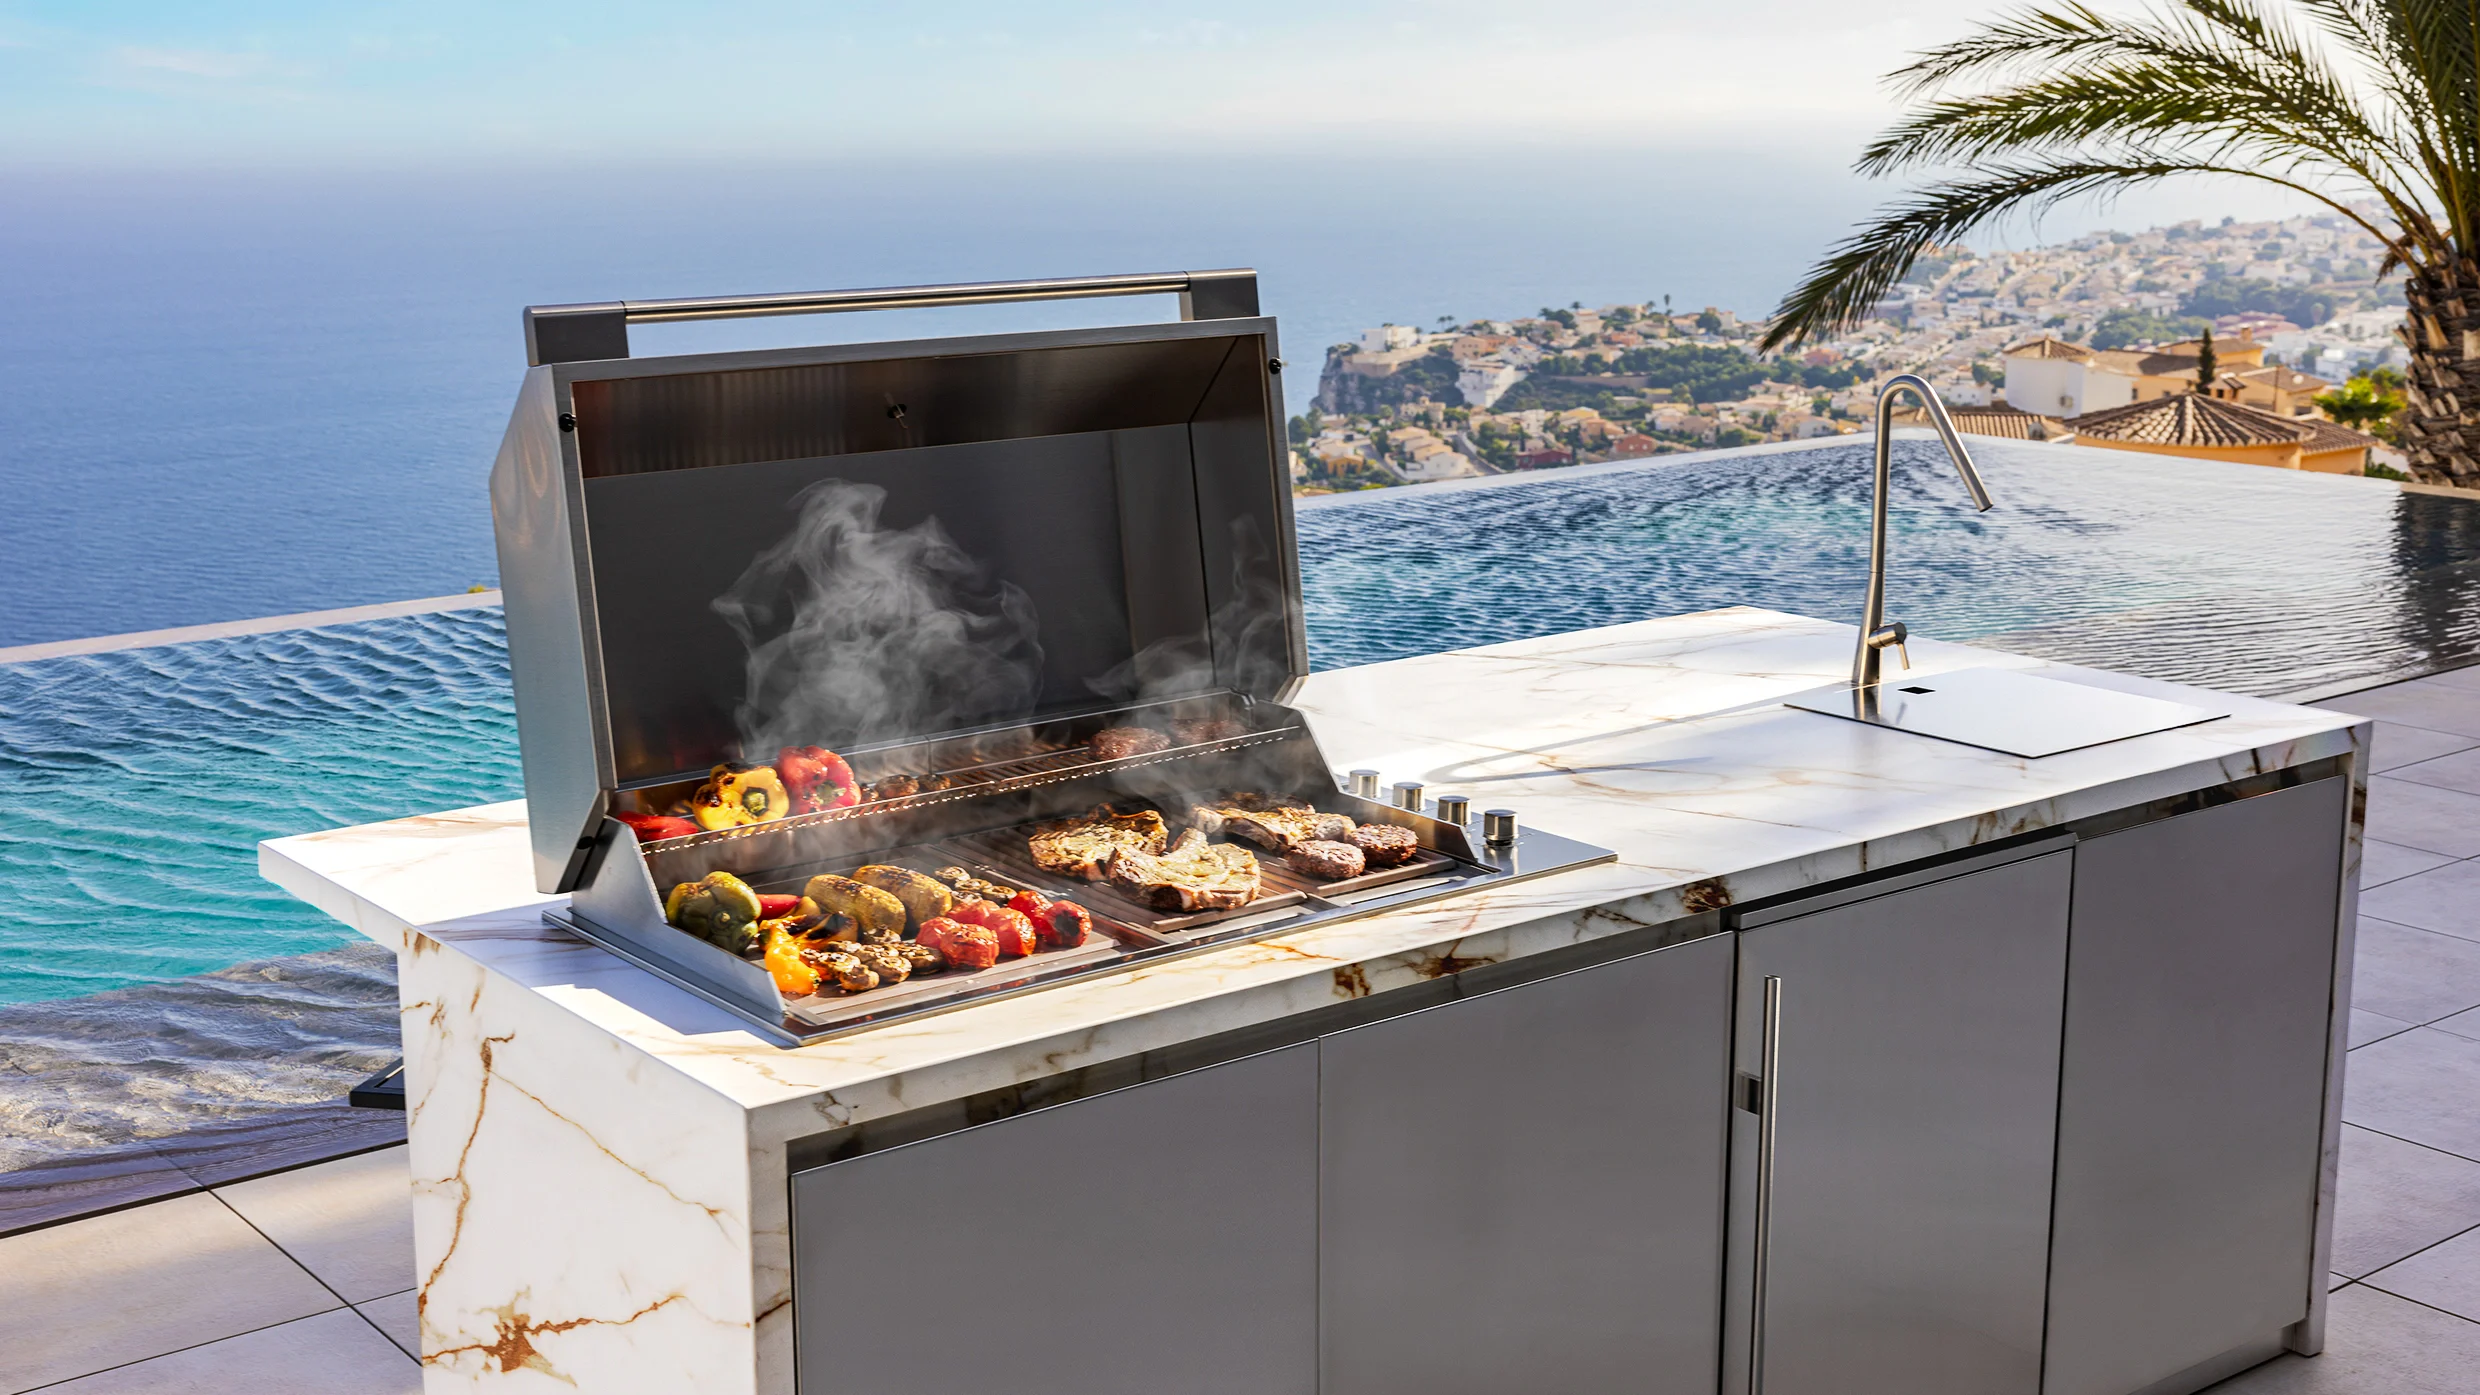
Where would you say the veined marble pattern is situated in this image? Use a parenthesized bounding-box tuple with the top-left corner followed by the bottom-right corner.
(397, 930, 763, 1392)
(259, 606, 2370, 1393)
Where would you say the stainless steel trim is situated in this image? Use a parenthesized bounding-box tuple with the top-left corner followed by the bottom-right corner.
(625, 272, 1195, 322)
(1749, 974, 1784, 1395)
(1731, 831, 2076, 929)
(524, 271, 1262, 365)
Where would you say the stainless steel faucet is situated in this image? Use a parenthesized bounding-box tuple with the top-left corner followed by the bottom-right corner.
(1853, 374, 1995, 689)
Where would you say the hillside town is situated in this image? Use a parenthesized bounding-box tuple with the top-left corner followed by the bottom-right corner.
(1297, 209, 2409, 492)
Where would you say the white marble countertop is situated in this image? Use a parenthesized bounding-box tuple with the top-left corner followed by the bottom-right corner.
(262, 606, 2364, 1150)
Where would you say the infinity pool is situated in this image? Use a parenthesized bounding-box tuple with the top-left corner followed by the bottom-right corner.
(6, 435, 2477, 1007)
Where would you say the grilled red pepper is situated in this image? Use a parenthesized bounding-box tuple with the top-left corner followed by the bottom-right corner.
(614, 811, 701, 843)
(756, 893, 808, 919)
(776, 746, 861, 815)
(1006, 888, 1050, 919)
(1032, 899, 1090, 950)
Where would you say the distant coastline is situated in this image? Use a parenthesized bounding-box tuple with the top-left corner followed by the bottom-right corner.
(1296, 208, 2402, 495)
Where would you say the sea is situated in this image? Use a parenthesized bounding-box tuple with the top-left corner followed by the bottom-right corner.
(0, 151, 1870, 647)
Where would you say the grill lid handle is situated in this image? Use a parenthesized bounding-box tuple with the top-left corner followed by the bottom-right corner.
(523, 269, 1260, 366)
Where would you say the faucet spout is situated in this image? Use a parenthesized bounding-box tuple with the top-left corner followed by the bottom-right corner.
(1854, 374, 1994, 690)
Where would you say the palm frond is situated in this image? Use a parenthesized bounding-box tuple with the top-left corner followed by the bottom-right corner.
(1761, 157, 2382, 351)
(1864, 0, 2423, 226)
(1765, 0, 2480, 357)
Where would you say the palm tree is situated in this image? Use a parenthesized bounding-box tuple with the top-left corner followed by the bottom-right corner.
(1759, 0, 2480, 486)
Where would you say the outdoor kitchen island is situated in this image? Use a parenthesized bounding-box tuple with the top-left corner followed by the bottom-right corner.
(263, 605, 2366, 1395)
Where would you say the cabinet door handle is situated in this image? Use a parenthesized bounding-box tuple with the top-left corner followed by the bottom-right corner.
(1750, 975, 1784, 1395)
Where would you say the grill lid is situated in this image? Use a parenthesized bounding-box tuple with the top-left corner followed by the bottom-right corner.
(489, 272, 1302, 892)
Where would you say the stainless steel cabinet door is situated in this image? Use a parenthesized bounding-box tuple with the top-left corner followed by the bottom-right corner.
(1320, 934, 1735, 1395)
(2043, 779, 2347, 1395)
(790, 1044, 1317, 1395)
(1725, 849, 2072, 1395)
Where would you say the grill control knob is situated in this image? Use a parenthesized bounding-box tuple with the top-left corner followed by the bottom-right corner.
(1482, 809, 1519, 846)
(1349, 769, 1380, 799)
(1434, 794, 1471, 825)
(1391, 781, 1426, 812)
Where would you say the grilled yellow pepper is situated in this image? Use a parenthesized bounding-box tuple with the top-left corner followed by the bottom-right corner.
(664, 871, 765, 953)
(763, 920, 821, 997)
(691, 763, 790, 830)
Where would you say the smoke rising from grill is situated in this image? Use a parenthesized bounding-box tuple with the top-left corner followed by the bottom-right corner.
(1086, 516, 1292, 708)
(713, 480, 1045, 756)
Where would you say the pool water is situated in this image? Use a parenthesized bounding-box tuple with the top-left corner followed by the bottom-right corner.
(5, 436, 2477, 1007)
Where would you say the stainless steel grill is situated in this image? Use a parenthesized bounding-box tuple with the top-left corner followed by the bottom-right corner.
(488, 271, 1612, 1044)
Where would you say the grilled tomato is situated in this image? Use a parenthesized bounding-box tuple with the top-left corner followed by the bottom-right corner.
(1031, 899, 1091, 950)
(949, 901, 1037, 959)
(918, 918, 1000, 970)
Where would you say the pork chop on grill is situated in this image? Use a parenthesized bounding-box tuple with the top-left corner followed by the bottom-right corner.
(1028, 805, 1170, 880)
(1106, 829, 1262, 912)
(1188, 799, 1355, 852)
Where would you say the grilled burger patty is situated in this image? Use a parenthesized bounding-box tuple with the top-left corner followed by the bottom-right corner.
(1288, 839, 1366, 882)
(1090, 727, 1172, 760)
(1348, 824, 1421, 867)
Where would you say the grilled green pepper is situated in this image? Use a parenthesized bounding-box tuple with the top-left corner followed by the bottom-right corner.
(664, 871, 765, 953)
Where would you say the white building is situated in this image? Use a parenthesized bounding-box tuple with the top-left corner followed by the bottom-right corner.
(2001, 337, 2139, 417)
(1359, 323, 1420, 354)
(1457, 357, 1526, 410)
(1392, 447, 1479, 483)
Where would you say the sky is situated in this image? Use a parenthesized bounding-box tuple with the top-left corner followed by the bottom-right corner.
(0, 0, 2220, 167)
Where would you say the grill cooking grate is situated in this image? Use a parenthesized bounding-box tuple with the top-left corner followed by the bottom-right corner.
(638, 726, 1304, 856)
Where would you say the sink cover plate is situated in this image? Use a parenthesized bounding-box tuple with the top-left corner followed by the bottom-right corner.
(1784, 666, 2225, 758)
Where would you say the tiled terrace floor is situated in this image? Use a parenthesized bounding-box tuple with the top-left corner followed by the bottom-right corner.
(4, 670, 2480, 1393)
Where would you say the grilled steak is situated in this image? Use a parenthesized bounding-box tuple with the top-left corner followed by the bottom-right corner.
(1106, 829, 1262, 911)
(1191, 801, 1355, 852)
(1090, 727, 1171, 760)
(1029, 805, 1170, 880)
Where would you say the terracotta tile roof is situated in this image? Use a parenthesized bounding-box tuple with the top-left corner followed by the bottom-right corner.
(2231, 363, 2331, 393)
(1948, 403, 2065, 440)
(2065, 392, 2378, 452)
(2003, 335, 2092, 361)
(2298, 415, 2383, 454)
(2086, 348, 2161, 375)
